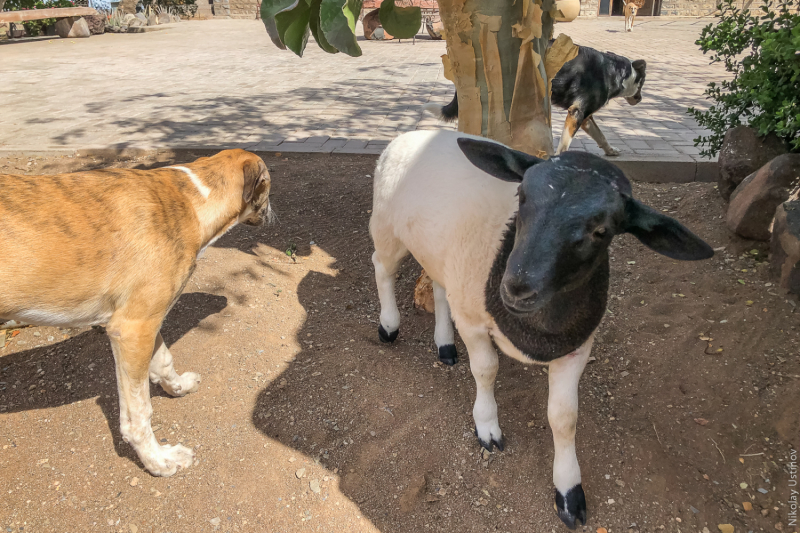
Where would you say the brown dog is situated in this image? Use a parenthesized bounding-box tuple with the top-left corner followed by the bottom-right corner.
(624, 0, 644, 32)
(0, 149, 271, 476)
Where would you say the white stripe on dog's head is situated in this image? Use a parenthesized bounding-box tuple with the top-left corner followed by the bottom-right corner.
(169, 166, 211, 199)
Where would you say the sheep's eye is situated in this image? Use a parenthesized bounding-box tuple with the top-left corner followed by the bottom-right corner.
(593, 227, 608, 239)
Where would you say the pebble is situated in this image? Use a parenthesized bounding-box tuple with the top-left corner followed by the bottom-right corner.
(309, 479, 320, 494)
(743, 501, 753, 511)
(129, 477, 139, 487)
(209, 517, 221, 526)
(762, 509, 770, 517)
(718, 525, 734, 533)
(615, 479, 625, 487)
(703, 528, 711, 533)
(296, 468, 306, 479)
(758, 488, 769, 494)
(690, 506, 699, 514)
(740, 482, 748, 489)
(129, 525, 138, 533)
(289, 457, 296, 463)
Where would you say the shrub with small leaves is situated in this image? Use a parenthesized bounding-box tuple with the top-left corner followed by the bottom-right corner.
(688, 0, 800, 157)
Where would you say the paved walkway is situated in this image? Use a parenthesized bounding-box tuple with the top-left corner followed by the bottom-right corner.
(0, 17, 724, 162)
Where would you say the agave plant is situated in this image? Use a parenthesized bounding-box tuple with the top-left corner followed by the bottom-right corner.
(261, 0, 422, 57)
(108, 7, 126, 26)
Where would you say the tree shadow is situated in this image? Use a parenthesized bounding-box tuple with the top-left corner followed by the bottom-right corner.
(214, 153, 557, 531)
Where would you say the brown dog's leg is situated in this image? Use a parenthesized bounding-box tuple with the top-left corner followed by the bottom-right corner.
(581, 116, 621, 156)
(108, 315, 195, 477)
(555, 106, 585, 156)
(149, 333, 201, 397)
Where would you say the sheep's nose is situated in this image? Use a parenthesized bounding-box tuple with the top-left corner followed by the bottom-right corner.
(505, 278, 538, 301)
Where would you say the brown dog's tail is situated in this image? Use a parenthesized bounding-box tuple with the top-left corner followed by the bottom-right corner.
(422, 90, 459, 123)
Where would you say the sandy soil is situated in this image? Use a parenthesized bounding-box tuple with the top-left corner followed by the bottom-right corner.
(1, 152, 798, 533)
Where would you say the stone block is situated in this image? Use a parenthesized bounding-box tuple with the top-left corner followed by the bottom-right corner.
(728, 154, 800, 241)
(55, 17, 91, 38)
(770, 200, 800, 296)
(84, 14, 106, 34)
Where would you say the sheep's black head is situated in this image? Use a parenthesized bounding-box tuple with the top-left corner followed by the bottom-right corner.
(457, 138, 714, 316)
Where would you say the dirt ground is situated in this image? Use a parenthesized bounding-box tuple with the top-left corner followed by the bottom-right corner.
(1, 152, 798, 533)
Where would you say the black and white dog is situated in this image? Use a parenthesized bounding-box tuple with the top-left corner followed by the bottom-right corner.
(423, 44, 647, 157)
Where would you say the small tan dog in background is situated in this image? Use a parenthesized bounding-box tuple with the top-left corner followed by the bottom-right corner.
(0, 149, 271, 476)
(624, 0, 644, 31)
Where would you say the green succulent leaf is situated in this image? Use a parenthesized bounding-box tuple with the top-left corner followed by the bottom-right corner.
(379, 0, 421, 39)
(309, 0, 339, 54)
(275, 0, 312, 56)
(260, 0, 296, 50)
(320, 0, 363, 57)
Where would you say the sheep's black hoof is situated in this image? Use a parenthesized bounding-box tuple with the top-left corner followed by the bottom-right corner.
(437, 344, 458, 365)
(474, 427, 505, 452)
(378, 325, 398, 343)
(555, 485, 587, 530)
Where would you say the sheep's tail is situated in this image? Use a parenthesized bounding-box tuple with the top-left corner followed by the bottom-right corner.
(421, 90, 459, 123)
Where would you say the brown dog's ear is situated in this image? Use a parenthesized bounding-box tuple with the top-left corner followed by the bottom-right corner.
(242, 157, 268, 203)
(632, 59, 646, 73)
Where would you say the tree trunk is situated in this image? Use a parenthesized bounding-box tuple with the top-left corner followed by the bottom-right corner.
(438, 0, 577, 157)
(413, 0, 577, 311)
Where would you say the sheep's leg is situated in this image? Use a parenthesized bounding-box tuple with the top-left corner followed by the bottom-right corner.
(463, 329, 503, 451)
(548, 337, 593, 529)
(432, 281, 457, 365)
(372, 248, 406, 343)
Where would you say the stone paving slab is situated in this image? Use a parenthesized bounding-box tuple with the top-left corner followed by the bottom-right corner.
(0, 16, 725, 166)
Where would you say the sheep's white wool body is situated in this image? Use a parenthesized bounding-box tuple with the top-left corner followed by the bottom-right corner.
(371, 130, 521, 353)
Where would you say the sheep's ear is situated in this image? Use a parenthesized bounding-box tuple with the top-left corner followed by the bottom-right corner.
(623, 198, 714, 260)
(457, 138, 543, 183)
(632, 59, 647, 74)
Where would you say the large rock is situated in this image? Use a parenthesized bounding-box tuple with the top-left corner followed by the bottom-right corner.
(363, 8, 392, 40)
(147, 13, 158, 25)
(718, 126, 787, 201)
(770, 199, 800, 296)
(54, 17, 91, 38)
(158, 11, 171, 24)
(84, 14, 106, 35)
(727, 154, 800, 240)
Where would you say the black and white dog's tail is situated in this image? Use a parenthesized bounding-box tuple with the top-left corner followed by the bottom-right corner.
(422, 91, 459, 123)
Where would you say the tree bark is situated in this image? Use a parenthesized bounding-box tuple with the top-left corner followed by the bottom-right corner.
(413, 0, 577, 311)
(437, 0, 577, 157)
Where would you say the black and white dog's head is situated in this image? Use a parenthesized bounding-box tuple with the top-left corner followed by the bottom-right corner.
(621, 59, 647, 105)
(457, 137, 713, 315)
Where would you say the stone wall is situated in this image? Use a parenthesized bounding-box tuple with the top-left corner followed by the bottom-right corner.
(207, 0, 258, 19)
(660, 0, 716, 16)
(579, 0, 719, 17)
(579, 0, 599, 17)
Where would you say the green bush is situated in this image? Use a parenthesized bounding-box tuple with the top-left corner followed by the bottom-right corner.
(688, 0, 800, 157)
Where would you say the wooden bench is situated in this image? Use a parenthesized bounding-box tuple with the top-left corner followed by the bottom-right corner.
(0, 6, 98, 23)
(1, 7, 99, 38)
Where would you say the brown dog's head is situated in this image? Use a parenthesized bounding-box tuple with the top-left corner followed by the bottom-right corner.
(239, 153, 272, 227)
